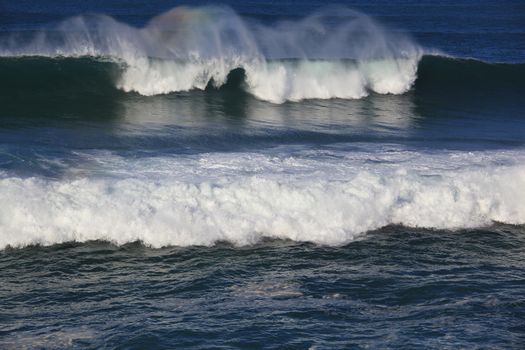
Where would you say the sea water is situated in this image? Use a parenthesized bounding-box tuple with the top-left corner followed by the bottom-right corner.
(0, 1, 524, 348)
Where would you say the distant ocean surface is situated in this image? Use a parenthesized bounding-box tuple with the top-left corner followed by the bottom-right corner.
(1, 1, 524, 348)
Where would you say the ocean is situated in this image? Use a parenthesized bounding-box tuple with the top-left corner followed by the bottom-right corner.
(0, 1, 524, 348)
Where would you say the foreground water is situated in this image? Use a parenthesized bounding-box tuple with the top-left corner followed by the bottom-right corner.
(1, 226, 525, 349)
(1, 1, 524, 348)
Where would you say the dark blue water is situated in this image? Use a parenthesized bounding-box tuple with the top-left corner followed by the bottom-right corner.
(0, 1, 524, 348)
(2, 226, 525, 348)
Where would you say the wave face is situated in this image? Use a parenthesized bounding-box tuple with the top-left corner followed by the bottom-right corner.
(1, 55, 523, 109)
(0, 6, 421, 103)
(1, 148, 524, 249)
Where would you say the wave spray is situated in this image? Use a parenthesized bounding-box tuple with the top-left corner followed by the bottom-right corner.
(1, 6, 422, 103)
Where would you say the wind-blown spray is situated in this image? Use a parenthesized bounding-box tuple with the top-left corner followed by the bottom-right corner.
(0, 6, 422, 103)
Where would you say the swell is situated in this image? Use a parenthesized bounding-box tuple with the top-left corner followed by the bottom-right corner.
(414, 55, 525, 108)
(0, 55, 523, 106)
(0, 56, 121, 98)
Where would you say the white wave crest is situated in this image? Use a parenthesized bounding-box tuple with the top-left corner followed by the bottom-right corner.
(1, 148, 524, 249)
(117, 58, 419, 103)
(0, 6, 422, 103)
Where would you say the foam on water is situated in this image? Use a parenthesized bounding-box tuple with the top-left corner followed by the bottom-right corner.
(0, 6, 422, 103)
(1, 147, 524, 249)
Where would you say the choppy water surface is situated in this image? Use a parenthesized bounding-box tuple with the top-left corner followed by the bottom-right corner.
(1, 226, 525, 349)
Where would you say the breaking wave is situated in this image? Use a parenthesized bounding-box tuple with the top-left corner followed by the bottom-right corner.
(2, 6, 523, 105)
(0, 5, 421, 103)
(1, 55, 523, 108)
(1, 148, 524, 249)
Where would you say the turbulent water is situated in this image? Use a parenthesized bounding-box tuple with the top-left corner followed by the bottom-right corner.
(1, 6, 422, 103)
(1, 1, 524, 348)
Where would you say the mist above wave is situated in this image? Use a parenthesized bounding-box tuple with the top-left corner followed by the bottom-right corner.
(0, 6, 422, 103)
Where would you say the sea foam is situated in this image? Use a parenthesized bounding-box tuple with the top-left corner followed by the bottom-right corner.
(1, 147, 524, 249)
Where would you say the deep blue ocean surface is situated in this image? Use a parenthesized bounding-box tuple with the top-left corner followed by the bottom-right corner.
(0, 1, 524, 348)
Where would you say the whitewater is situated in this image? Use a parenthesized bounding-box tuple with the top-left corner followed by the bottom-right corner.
(1, 146, 524, 249)
(0, 5, 524, 250)
(0, 6, 421, 103)
(3, 2, 525, 349)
